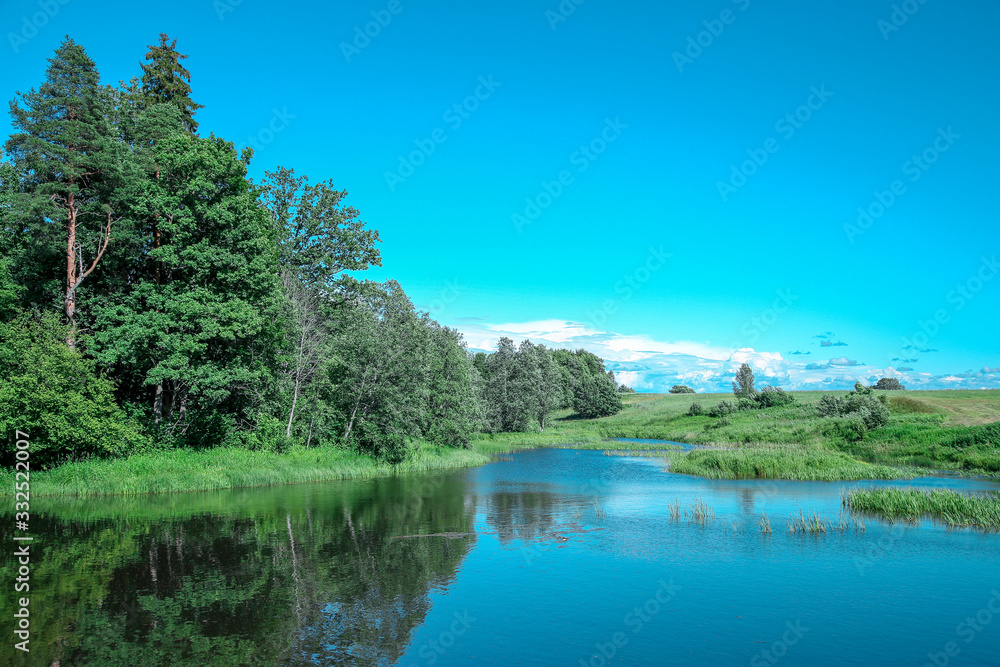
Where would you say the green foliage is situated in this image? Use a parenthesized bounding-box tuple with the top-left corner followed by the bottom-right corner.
(709, 400, 737, 417)
(845, 486, 1000, 530)
(669, 385, 695, 394)
(755, 386, 796, 408)
(874, 377, 905, 390)
(670, 447, 915, 481)
(138, 33, 204, 133)
(0, 313, 148, 466)
(687, 402, 704, 416)
(732, 362, 757, 398)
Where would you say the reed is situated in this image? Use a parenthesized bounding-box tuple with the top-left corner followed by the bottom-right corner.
(843, 486, 1000, 531)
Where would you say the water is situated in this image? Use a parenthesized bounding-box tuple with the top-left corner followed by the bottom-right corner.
(4, 447, 1000, 666)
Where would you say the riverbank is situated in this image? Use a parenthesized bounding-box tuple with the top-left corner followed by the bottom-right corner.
(6, 389, 997, 497)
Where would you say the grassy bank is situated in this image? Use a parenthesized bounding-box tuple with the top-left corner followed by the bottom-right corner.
(0, 443, 491, 498)
(844, 486, 1000, 530)
(666, 446, 918, 481)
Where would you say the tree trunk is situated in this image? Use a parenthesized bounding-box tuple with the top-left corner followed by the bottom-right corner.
(65, 191, 77, 349)
(153, 383, 163, 424)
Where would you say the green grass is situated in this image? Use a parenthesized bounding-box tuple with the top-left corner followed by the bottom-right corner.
(0, 443, 490, 498)
(664, 446, 918, 481)
(844, 486, 1000, 530)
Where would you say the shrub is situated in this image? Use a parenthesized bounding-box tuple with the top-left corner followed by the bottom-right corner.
(669, 385, 696, 394)
(352, 419, 409, 464)
(687, 402, 704, 417)
(737, 397, 758, 411)
(709, 400, 737, 417)
(0, 313, 149, 467)
(817, 395, 846, 417)
(756, 386, 796, 408)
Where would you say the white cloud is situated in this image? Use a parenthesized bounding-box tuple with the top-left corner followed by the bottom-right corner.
(452, 319, 1000, 392)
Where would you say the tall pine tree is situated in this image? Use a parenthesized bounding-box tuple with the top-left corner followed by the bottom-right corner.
(139, 33, 203, 134)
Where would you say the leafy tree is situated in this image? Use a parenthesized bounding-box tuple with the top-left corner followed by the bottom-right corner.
(91, 117, 283, 444)
(5, 38, 124, 347)
(518, 341, 563, 431)
(422, 322, 482, 446)
(260, 167, 381, 291)
(874, 377, 905, 391)
(572, 370, 622, 419)
(732, 362, 757, 398)
(138, 33, 204, 133)
(481, 337, 529, 432)
(617, 384, 636, 393)
(669, 384, 695, 394)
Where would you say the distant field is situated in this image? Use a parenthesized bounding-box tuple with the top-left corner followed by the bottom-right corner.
(477, 389, 1000, 476)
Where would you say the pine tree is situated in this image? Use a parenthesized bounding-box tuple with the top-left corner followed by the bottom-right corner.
(139, 33, 204, 133)
(5, 38, 122, 347)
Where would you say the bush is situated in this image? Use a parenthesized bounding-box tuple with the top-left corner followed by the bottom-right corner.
(817, 394, 846, 417)
(737, 397, 758, 411)
(617, 385, 636, 393)
(756, 386, 796, 408)
(687, 402, 704, 417)
(0, 313, 149, 467)
(669, 385, 695, 394)
(244, 414, 291, 453)
(817, 390, 889, 433)
(352, 419, 409, 464)
(709, 400, 737, 417)
(874, 377, 905, 390)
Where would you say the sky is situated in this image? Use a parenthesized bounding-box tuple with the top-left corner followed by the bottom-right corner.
(2, 0, 998, 392)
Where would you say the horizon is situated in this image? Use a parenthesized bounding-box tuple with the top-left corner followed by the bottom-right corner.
(2, 0, 998, 392)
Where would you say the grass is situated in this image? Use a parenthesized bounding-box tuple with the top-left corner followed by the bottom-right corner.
(664, 445, 918, 481)
(6, 389, 998, 497)
(843, 486, 1000, 531)
(0, 442, 490, 498)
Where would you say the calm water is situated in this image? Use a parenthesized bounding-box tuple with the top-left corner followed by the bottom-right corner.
(4, 446, 1000, 666)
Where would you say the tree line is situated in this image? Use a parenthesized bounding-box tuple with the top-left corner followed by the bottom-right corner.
(0, 36, 623, 467)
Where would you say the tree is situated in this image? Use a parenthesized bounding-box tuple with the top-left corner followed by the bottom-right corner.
(519, 341, 563, 431)
(90, 120, 283, 444)
(260, 167, 381, 292)
(280, 270, 325, 438)
(482, 337, 530, 432)
(138, 33, 204, 133)
(5, 38, 123, 347)
(732, 362, 757, 398)
(573, 370, 623, 419)
(874, 377, 905, 391)
(669, 384, 695, 394)
(422, 323, 482, 446)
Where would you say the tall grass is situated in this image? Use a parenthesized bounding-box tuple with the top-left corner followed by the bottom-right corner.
(666, 446, 917, 481)
(0, 444, 491, 498)
(843, 486, 1000, 531)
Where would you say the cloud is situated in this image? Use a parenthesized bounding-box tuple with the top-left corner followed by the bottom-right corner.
(902, 345, 939, 353)
(821, 340, 848, 347)
(892, 358, 918, 363)
(813, 332, 834, 339)
(897, 367, 913, 372)
(983, 366, 1000, 374)
(449, 319, 1000, 392)
(788, 350, 811, 355)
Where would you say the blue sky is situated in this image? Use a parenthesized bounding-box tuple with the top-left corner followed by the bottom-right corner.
(3, 0, 998, 391)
